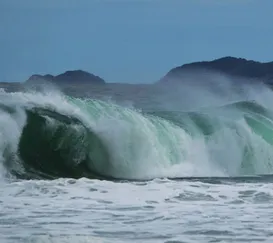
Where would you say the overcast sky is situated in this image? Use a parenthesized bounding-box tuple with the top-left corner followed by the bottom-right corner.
(1, 0, 272, 83)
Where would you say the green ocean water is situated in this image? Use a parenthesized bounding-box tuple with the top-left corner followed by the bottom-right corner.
(1, 80, 273, 242)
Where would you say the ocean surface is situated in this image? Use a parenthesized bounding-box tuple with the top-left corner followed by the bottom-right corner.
(1, 75, 273, 243)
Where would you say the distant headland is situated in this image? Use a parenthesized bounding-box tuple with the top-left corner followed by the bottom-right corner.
(26, 70, 105, 85)
(2, 57, 273, 86)
(159, 56, 273, 84)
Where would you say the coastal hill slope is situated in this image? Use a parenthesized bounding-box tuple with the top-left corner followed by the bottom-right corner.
(159, 57, 273, 84)
(19, 57, 273, 86)
(26, 70, 105, 85)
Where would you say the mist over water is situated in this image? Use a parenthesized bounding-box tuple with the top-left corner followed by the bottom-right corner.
(2, 72, 273, 242)
(0, 72, 273, 181)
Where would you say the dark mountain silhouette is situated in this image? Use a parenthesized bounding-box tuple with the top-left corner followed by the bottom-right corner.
(159, 57, 273, 84)
(26, 70, 105, 84)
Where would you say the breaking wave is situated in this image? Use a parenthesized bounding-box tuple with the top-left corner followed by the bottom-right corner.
(1, 83, 273, 181)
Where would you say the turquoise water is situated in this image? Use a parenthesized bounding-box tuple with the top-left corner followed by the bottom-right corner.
(1, 80, 273, 242)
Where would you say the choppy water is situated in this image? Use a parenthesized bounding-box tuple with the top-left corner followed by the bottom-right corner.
(1, 74, 273, 242)
(2, 178, 273, 242)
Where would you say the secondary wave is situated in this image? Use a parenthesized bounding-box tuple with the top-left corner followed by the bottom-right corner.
(1, 85, 273, 181)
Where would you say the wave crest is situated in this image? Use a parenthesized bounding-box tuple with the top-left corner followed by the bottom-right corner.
(1, 88, 273, 181)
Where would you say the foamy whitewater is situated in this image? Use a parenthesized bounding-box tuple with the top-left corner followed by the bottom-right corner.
(2, 75, 273, 242)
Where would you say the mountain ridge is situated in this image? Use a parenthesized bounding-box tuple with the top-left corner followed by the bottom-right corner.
(18, 56, 273, 85)
(26, 70, 105, 85)
(160, 56, 273, 83)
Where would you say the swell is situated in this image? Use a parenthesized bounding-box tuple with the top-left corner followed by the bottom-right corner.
(149, 100, 273, 137)
(4, 107, 112, 180)
(1, 90, 273, 181)
(18, 108, 109, 179)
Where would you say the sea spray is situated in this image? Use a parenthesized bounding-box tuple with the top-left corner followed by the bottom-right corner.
(0, 79, 273, 180)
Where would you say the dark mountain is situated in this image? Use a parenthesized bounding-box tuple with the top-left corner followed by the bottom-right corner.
(26, 70, 105, 85)
(159, 57, 273, 84)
